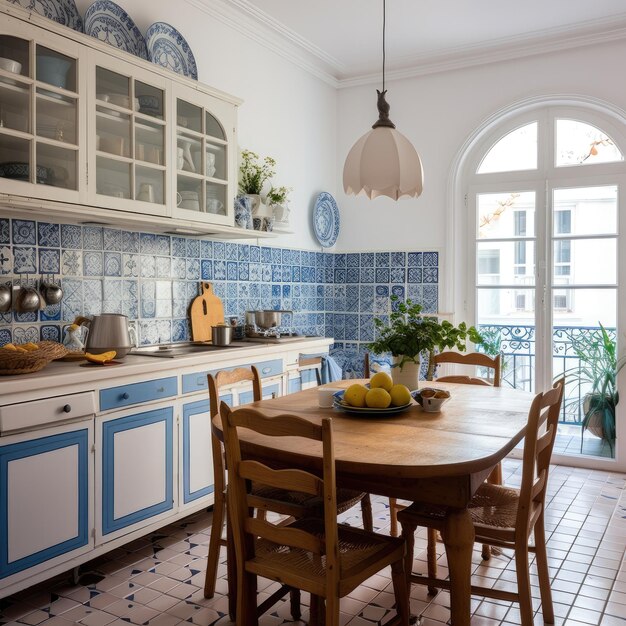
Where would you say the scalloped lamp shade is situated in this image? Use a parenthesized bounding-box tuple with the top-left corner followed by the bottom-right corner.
(343, 126, 424, 200)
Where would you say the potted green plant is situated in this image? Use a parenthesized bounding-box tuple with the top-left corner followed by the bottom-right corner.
(266, 185, 292, 225)
(368, 296, 482, 388)
(561, 323, 625, 452)
(238, 149, 276, 214)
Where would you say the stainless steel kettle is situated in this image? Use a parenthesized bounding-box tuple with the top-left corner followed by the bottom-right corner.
(75, 314, 137, 358)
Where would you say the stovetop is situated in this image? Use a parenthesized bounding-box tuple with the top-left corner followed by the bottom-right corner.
(243, 334, 321, 344)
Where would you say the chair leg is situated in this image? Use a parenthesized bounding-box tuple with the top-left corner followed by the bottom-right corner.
(238, 571, 258, 626)
(326, 592, 339, 626)
(226, 512, 237, 621)
(361, 494, 373, 532)
(389, 498, 399, 537)
(309, 594, 321, 626)
(533, 515, 554, 624)
(514, 543, 534, 626)
(390, 558, 410, 625)
(289, 588, 301, 621)
(204, 489, 225, 598)
(426, 527, 439, 596)
(400, 518, 417, 598)
(482, 463, 503, 561)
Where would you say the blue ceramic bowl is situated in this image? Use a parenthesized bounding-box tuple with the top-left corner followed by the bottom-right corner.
(36, 55, 72, 89)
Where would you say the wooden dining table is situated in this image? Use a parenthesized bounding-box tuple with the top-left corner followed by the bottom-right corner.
(213, 379, 534, 625)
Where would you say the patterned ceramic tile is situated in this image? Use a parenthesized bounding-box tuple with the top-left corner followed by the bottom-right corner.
(122, 231, 140, 254)
(39, 248, 60, 274)
(37, 222, 60, 247)
(12, 219, 36, 245)
(103, 229, 122, 251)
(84, 252, 103, 276)
(171, 237, 186, 258)
(62, 250, 82, 276)
(83, 279, 103, 316)
(0, 218, 9, 244)
(40, 302, 61, 321)
(0, 246, 13, 274)
(140, 256, 156, 279)
(123, 254, 139, 278)
(84, 226, 104, 250)
(140, 233, 157, 254)
(186, 259, 200, 280)
(61, 224, 82, 249)
(186, 238, 200, 258)
(155, 257, 171, 279)
(13, 247, 36, 273)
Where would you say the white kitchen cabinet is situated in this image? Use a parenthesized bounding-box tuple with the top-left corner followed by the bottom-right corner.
(96, 403, 176, 543)
(0, 420, 94, 585)
(0, 16, 87, 205)
(0, 4, 249, 235)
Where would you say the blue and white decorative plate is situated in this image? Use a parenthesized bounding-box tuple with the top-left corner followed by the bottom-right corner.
(146, 22, 198, 80)
(313, 192, 340, 248)
(84, 1, 148, 60)
(6, 0, 83, 32)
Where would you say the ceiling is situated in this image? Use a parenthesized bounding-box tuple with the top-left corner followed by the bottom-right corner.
(236, 0, 626, 82)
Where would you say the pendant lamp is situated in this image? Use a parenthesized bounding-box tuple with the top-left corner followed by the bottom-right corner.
(343, 0, 423, 200)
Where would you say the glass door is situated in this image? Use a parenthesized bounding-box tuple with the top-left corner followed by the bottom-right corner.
(0, 21, 83, 202)
(89, 56, 168, 215)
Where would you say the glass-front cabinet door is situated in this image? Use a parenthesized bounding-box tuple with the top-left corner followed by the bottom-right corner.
(0, 16, 84, 202)
(88, 52, 168, 216)
(172, 84, 235, 225)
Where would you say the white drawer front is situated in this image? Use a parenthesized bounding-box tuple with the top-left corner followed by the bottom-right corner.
(0, 393, 96, 435)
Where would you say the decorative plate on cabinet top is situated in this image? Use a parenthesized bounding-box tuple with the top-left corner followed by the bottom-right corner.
(313, 192, 340, 248)
(84, 0, 148, 60)
(146, 22, 198, 80)
(6, 0, 84, 32)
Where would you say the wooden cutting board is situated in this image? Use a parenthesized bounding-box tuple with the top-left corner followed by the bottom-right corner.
(190, 282, 224, 342)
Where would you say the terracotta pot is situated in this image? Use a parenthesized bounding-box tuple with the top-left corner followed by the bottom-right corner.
(391, 356, 420, 390)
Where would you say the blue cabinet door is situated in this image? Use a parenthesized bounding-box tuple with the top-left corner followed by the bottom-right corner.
(100, 407, 174, 536)
(0, 428, 90, 578)
(181, 399, 214, 506)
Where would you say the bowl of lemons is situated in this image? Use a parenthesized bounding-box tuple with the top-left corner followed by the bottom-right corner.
(333, 372, 414, 416)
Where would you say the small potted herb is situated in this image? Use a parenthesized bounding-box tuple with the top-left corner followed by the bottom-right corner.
(238, 149, 276, 214)
(266, 185, 291, 224)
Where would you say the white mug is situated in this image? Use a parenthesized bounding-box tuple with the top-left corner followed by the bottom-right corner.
(177, 147, 184, 171)
(318, 386, 341, 408)
(138, 183, 154, 203)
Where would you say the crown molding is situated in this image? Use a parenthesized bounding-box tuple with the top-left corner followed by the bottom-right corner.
(184, 0, 340, 87)
(337, 13, 626, 87)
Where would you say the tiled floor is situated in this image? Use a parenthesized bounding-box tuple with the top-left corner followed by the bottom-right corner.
(553, 424, 614, 459)
(1, 459, 626, 626)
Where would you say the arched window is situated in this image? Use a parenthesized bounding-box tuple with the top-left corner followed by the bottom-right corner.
(458, 103, 626, 464)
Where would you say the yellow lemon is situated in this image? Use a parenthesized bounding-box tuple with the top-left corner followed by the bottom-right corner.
(2, 343, 17, 351)
(390, 384, 411, 407)
(365, 387, 392, 409)
(344, 384, 369, 407)
(85, 351, 117, 364)
(370, 371, 393, 392)
(22, 342, 39, 351)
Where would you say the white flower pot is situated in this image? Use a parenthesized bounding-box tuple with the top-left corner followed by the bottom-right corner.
(391, 356, 420, 390)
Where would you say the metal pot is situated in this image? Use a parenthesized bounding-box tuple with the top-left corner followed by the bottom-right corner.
(211, 324, 232, 346)
(252, 310, 292, 330)
(41, 279, 63, 305)
(0, 284, 10, 312)
(75, 314, 137, 358)
(15, 284, 41, 312)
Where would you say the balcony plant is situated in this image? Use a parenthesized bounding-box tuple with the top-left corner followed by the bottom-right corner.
(368, 296, 482, 388)
(562, 323, 625, 452)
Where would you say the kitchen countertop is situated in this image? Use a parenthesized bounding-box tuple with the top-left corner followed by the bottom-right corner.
(0, 337, 334, 404)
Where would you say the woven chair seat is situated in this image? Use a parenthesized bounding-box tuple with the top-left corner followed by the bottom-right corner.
(251, 517, 404, 583)
(251, 484, 366, 515)
(468, 482, 520, 529)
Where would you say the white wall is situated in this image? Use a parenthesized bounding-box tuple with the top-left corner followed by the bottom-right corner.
(336, 39, 626, 254)
(74, 0, 338, 250)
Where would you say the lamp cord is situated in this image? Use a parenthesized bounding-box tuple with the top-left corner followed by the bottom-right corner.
(382, 0, 386, 92)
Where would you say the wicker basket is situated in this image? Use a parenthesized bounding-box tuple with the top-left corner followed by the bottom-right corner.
(0, 341, 68, 375)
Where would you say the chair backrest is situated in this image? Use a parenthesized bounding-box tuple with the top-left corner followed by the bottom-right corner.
(516, 377, 565, 535)
(208, 366, 262, 497)
(298, 355, 323, 386)
(221, 403, 339, 591)
(433, 351, 501, 387)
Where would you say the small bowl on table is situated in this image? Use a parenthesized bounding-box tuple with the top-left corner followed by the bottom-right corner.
(412, 388, 451, 413)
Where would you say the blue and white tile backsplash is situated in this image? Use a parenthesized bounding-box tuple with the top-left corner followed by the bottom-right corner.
(0, 217, 439, 373)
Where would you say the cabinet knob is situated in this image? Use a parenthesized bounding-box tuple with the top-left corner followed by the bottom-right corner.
(262, 367, 271, 374)
(197, 377, 204, 386)
(157, 387, 165, 393)
(63, 404, 72, 413)
(121, 392, 130, 400)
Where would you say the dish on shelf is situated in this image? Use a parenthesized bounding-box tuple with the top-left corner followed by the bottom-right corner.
(0, 57, 22, 74)
(36, 55, 72, 89)
(0, 162, 51, 183)
(137, 95, 160, 110)
(84, 0, 148, 60)
(313, 191, 340, 248)
(6, 0, 84, 32)
(146, 22, 198, 80)
(332, 390, 413, 417)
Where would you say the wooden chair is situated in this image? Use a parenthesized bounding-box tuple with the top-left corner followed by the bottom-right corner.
(203, 366, 373, 604)
(298, 354, 323, 386)
(398, 378, 565, 625)
(389, 352, 502, 545)
(221, 403, 410, 626)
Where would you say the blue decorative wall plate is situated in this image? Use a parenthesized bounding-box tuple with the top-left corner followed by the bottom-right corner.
(146, 22, 198, 80)
(84, 1, 148, 60)
(6, 0, 83, 32)
(313, 192, 340, 248)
